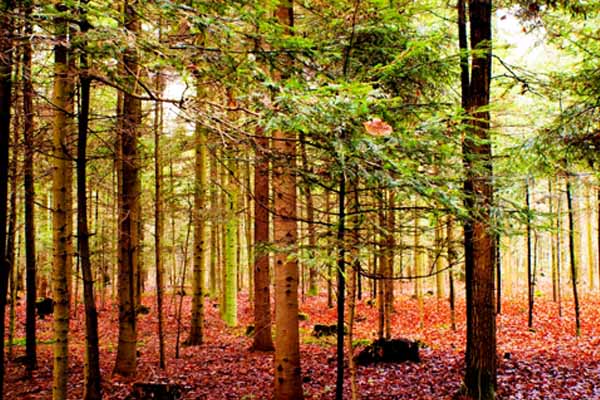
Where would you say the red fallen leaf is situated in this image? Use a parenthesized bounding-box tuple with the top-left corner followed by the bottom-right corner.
(363, 118, 393, 137)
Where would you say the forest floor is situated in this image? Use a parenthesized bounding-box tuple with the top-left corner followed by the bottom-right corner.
(5, 288, 600, 399)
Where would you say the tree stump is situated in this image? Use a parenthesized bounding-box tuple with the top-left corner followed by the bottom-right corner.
(355, 338, 420, 365)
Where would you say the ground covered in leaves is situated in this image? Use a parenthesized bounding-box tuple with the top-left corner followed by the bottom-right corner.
(5, 288, 600, 399)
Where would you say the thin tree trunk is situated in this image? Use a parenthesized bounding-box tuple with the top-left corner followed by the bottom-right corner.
(51, 9, 71, 397)
(414, 203, 424, 329)
(526, 178, 534, 328)
(377, 196, 385, 339)
(326, 191, 333, 308)
(435, 216, 445, 300)
(224, 157, 238, 327)
(7, 104, 18, 360)
(335, 172, 346, 400)
(0, 15, 10, 374)
(154, 59, 166, 365)
(77, 28, 103, 397)
(447, 216, 457, 331)
(188, 77, 207, 343)
(550, 179, 558, 302)
(115, 0, 141, 375)
(299, 132, 318, 296)
(273, 4, 303, 399)
(22, 0, 37, 369)
(252, 127, 274, 351)
(566, 177, 581, 336)
(175, 208, 193, 359)
(384, 191, 395, 339)
(586, 183, 594, 291)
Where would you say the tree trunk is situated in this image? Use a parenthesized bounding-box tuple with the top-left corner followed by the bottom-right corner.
(188, 77, 207, 343)
(335, 173, 346, 400)
(7, 97, 18, 360)
(23, 0, 37, 370)
(224, 157, 238, 327)
(526, 178, 533, 328)
(299, 132, 318, 296)
(435, 216, 445, 300)
(384, 191, 395, 339)
(462, 0, 496, 397)
(114, 0, 140, 375)
(585, 183, 594, 291)
(52, 9, 71, 397)
(447, 216, 457, 331)
(252, 127, 274, 351)
(566, 177, 580, 336)
(273, 3, 303, 399)
(0, 0, 11, 387)
(414, 203, 424, 329)
(76, 24, 102, 397)
(153, 63, 166, 367)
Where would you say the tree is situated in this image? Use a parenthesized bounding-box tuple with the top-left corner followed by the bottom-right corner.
(51, 5, 72, 398)
(273, 2, 303, 398)
(114, 0, 141, 376)
(76, 5, 102, 396)
(252, 126, 274, 352)
(188, 77, 207, 344)
(22, 0, 37, 372)
(0, 0, 11, 393)
(460, 0, 496, 398)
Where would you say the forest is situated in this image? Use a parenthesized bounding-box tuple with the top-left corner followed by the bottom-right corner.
(1, 0, 600, 399)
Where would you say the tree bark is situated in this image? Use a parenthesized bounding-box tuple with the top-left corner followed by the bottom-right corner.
(114, 0, 140, 376)
(224, 157, 238, 327)
(252, 127, 274, 351)
(51, 8, 71, 397)
(526, 178, 533, 328)
(566, 177, 580, 335)
(273, 3, 303, 399)
(154, 62, 166, 365)
(188, 77, 207, 344)
(462, 0, 496, 398)
(76, 19, 103, 396)
(23, 0, 37, 371)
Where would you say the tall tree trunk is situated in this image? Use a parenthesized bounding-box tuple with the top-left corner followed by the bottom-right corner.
(299, 132, 317, 296)
(526, 178, 534, 328)
(188, 77, 207, 343)
(326, 191, 333, 308)
(384, 191, 395, 339)
(461, 0, 496, 397)
(209, 149, 218, 299)
(0, 0, 11, 376)
(273, 3, 303, 399)
(224, 157, 238, 327)
(414, 202, 424, 329)
(154, 63, 166, 365)
(52, 8, 71, 398)
(252, 127, 274, 351)
(77, 22, 102, 397)
(585, 183, 594, 291)
(377, 196, 385, 339)
(114, 0, 140, 375)
(335, 172, 346, 400)
(447, 216, 457, 331)
(435, 216, 445, 300)
(566, 177, 580, 336)
(549, 179, 558, 302)
(23, 0, 37, 370)
(7, 91, 18, 361)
